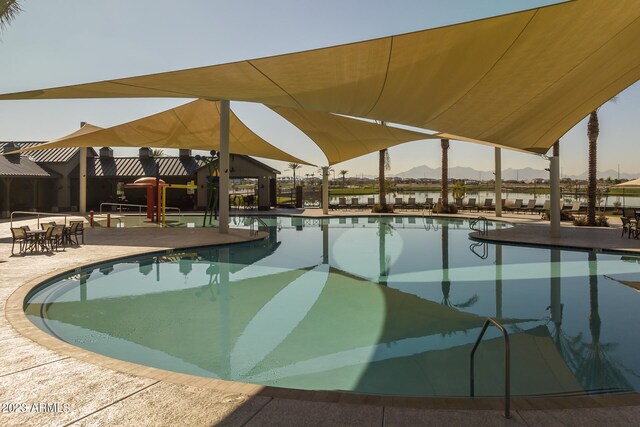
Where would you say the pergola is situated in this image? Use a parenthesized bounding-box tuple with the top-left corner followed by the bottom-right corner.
(2, 0, 639, 234)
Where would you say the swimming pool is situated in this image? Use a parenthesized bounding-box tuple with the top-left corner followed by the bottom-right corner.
(24, 216, 640, 397)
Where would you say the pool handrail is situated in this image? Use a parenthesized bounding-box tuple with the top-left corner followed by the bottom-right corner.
(470, 317, 511, 418)
(10, 211, 68, 229)
(470, 216, 488, 236)
(249, 217, 269, 236)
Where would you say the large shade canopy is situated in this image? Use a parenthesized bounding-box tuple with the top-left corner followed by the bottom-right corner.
(1, 0, 639, 155)
(13, 99, 313, 165)
(271, 106, 434, 165)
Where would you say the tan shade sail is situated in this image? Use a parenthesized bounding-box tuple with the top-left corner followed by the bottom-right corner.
(614, 178, 640, 188)
(14, 100, 313, 165)
(1, 0, 639, 155)
(271, 106, 435, 165)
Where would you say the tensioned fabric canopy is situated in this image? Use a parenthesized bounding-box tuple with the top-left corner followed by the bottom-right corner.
(12, 99, 313, 165)
(1, 0, 638, 156)
(271, 106, 434, 165)
(614, 178, 640, 188)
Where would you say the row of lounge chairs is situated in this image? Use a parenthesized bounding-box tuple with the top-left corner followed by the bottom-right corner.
(10, 221, 85, 255)
(329, 197, 586, 215)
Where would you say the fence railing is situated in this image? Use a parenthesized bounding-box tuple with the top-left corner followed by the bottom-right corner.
(10, 211, 69, 228)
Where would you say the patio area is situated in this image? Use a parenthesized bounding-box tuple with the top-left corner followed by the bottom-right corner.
(2, 212, 640, 426)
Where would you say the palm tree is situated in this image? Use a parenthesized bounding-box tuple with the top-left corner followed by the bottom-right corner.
(150, 148, 165, 157)
(0, 1, 22, 34)
(378, 148, 391, 209)
(440, 139, 450, 211)
(339, 170, 348, 188)
(287, 163, 302, 189)
(587, 111, 599, 225)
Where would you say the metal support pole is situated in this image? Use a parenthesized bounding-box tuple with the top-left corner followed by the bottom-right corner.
(550, 156, 560, 237)
(322, 166, 329, 214)
(219, 100, 230, 233)
(79, 147, 87, 215)
(495, 148, 502, 217)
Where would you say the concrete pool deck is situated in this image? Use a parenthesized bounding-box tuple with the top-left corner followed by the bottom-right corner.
(2, 211, 640, 426)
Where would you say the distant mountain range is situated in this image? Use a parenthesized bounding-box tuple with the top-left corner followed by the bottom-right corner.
(392, 165, 640, 181)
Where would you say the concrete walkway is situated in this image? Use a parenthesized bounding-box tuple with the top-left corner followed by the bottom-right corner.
(2, 212, 640, 426)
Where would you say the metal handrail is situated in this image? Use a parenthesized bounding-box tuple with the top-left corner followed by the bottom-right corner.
(10, 211, 68, 228)
(249, 217, 269, 236)
(99, 202, 181, 216)
(470, 317, 511, 419)
(469, 241, 488, 259)
(470, 216, 488, 236)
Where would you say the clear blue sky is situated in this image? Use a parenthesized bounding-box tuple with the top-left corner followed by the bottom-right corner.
(1, 0, 638, 178)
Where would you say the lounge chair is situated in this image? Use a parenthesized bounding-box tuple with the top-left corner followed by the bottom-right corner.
(478, 198, 493, 212)
(351, 198, 363, 210)
(406, 197, 417, 210)
(395, 197, 405, 210)
(367, 197, 375, 209)
(463, 198, 476, 211)
(536, 200, 550, 215)
(425, 198, 434, 210)
(521, 199, 537, 214)
(338, 197, 347, 210)
(505, 199, 523, 213)
(568, 201, 583, 214)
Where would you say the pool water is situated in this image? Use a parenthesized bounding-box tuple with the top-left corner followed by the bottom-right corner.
(25, 216, 640, 397)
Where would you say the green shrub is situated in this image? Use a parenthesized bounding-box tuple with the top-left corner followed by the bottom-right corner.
(433, 202, 458, 214)
(542, 210, 574, 221)
(573, 214, 609, 227)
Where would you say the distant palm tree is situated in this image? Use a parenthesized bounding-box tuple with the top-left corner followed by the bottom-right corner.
(440, 139, 450, 210)
(339, 170, 348, 188)
(587, 110, 599, 225)
(150, 148, 165, 157)
(0, 0, 22, 34)
(288, 163, 302, 188)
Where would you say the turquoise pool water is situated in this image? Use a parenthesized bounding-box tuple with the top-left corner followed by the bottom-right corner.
(25, 216, 640, 397)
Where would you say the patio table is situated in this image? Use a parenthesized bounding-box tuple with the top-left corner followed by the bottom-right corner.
(26, 229, 47, 252)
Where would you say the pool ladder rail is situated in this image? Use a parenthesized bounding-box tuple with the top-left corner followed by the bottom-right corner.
(249, 217, 269, 236)
(470, 317, 511, 419)
(470, 216, 488, 236)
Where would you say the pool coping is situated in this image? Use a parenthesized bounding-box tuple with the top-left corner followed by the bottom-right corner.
(5, 216, 640, 413)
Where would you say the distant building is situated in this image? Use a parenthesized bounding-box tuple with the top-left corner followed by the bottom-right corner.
(0, 143, 279, 217)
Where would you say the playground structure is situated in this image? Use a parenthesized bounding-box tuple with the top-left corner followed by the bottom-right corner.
(124, 177, 197, 226)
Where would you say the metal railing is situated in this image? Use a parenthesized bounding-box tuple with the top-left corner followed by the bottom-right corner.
(470, 317, 511, 418)
(10, 211, 69, 228)
(99, 202, 181, 216)
(469, 241, 488, 259)
(249, 217, 269, 236)
(470, 216, 488, 236)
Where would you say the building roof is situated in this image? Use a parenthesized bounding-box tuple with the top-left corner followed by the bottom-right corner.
(0, 142, 81, 163)
(0, 153, 57, 178)
(88, 156, 206, 178)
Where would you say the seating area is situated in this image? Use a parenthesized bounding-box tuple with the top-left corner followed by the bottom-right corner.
(10, 220, 85, 255)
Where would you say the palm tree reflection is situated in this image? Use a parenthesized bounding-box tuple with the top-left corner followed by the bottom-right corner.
(440, 221, 477, 308)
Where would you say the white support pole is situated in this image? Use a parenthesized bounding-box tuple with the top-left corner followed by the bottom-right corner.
(219, 100, 230, 234)
(322, 166, 329, 215)
(494, 148, 502, 217)
(550, 156, 561, 237)
(79, 147, 87, 215)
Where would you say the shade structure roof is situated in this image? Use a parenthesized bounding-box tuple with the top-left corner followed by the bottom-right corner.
(271, 107, 434, 165)
(12, 100, 313, 166)
(614, 178, 640, 188)
(2, 0, 639, 156)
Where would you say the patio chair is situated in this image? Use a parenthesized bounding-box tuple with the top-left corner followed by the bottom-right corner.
(46, 225, 66, 252)
(11, 227, 30, 255)
(40, 221, 56, 230)
(71, 221, 85, 244)
(621, 216, 638, 239)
